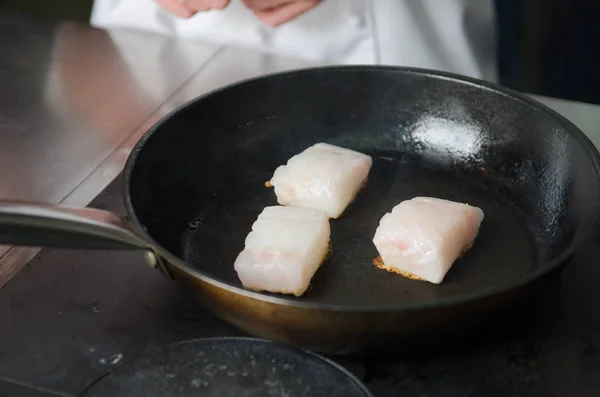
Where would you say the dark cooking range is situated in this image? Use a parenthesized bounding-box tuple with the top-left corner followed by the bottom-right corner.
(1, 67, 600, 396)
(1, 174, 600, 397)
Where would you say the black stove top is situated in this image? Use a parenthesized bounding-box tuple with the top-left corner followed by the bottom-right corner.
(1, 175, 600, 397)
(79, 337, 372, 397)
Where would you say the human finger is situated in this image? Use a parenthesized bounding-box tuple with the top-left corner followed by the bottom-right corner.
(252, 0, 321, 26)
(155, 0, 195, 18)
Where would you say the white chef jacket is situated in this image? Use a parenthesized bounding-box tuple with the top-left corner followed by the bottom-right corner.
(91, 0, 497, 81)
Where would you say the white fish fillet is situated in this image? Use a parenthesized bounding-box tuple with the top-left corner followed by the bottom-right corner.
(372, 197, 484, 284)
(268, 143, 373, 219)
(234, 206, 330, 296)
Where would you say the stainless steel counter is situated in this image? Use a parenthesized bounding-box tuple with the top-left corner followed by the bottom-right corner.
(1, 12, 600, 286)
(0, 13, 219, 284)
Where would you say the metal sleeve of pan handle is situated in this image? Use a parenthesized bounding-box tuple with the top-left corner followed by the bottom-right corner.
(0, 200, 149, 250)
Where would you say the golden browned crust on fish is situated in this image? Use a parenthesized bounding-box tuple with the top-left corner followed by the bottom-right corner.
(373, 240, 475, 281)
(372, 256, 424, 281)
(264, 181, 273, 188)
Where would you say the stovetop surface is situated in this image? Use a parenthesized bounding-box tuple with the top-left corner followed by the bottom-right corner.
(1, 175, 600, 397)
(79, 338, 373, 397)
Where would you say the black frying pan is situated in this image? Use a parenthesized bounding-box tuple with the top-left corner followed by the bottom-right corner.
(1, 66, 599, 354)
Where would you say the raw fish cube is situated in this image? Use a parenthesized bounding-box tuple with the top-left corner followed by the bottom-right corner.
(268, 143, 372, 219)
(372, 197, 484, 284)
(234, 206, 330, 296)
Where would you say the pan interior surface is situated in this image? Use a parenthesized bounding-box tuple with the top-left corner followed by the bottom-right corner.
(128, 67, 600, 309)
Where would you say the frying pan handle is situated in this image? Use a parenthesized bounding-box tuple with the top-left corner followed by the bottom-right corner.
(0, 200, 149, 250)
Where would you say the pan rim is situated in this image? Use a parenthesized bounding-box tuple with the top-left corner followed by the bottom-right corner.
(124, 65, 600, 313)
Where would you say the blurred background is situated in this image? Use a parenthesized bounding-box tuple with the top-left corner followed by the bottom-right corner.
(1, 0, 599, 103)
(1, 0, 92, 24)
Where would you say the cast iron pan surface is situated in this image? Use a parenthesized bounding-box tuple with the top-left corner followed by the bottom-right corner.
(79, 337, 372, 397)
(125, 66, 600, 311)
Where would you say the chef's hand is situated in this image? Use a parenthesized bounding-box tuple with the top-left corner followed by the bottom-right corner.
(155, 0, 230, 18)
(242, 0, 322, 27)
